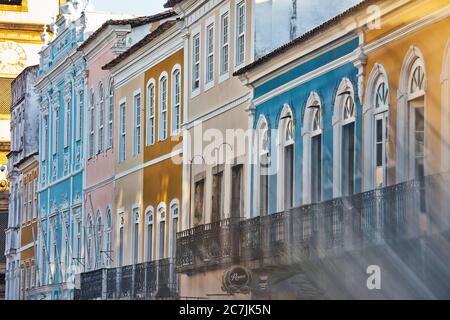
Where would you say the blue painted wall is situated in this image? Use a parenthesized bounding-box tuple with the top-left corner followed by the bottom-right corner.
(251, 37, 362, 216)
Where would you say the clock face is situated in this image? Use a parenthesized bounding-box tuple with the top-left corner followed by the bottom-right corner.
(0, 41, 27, 75)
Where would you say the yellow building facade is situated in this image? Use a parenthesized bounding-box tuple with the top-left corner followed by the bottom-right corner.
(362, 0, 450, 188)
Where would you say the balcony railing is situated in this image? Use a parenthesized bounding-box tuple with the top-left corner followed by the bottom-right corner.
(177, 173, 450, 273)
(77, 258, 178, 300)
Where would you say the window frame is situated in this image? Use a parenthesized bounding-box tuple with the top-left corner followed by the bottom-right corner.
(146, 79, 156, 146)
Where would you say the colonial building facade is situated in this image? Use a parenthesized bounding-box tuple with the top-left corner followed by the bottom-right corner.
(33, 1, 125, 300)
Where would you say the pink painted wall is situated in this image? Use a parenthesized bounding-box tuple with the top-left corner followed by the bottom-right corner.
(83, 32, 118, 268)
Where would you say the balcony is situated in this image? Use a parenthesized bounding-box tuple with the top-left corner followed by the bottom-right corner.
(77, 258, 178, 300)
(177, 173, 450, 273)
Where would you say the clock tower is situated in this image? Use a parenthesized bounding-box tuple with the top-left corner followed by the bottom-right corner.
(0, 0, 59, 167)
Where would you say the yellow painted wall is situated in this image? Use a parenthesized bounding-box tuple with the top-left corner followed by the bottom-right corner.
(143, 48, 184, 260)
(364, 2, 450, 183)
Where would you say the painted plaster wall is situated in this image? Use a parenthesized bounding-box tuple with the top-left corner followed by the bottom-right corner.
(252, 38, 361, 215)
(143, 48, 184, 261)
(364, 10, 450, 184)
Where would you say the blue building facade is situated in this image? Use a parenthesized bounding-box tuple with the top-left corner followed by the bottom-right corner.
(32, 2, 113, 300)
(248, 35, 365, 217)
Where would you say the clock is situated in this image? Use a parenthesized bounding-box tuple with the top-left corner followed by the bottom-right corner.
(0, 41, 27, 76)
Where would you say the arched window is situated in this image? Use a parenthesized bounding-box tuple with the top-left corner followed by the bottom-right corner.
(159, 73, 168, 141)
(169, 200, 179, 258)
(146, 79, 156, 146)
(86, 215, 93, 270)
(255, 117, 269, 216)
(97, 82, 104, 153)
(303, 92, 322, 204)
(171, 66, 181, 135)
(105, 208, 112, 267)
(333, 79, 356, 197)
(132, 207, 140, 264)
(277, 105, 295, 210)
(157, 203, 166, 260)
(397, 46, 427, 182)
(145, 207, 154, 262)
(106, 80, 114, 149)
(95, 213, 102, 269)
(364, 64, 390, 190)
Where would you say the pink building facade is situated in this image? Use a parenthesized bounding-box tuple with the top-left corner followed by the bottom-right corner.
(79, 14, 174, 271)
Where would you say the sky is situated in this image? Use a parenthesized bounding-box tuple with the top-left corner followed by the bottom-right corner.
(92, 0, 166, 16)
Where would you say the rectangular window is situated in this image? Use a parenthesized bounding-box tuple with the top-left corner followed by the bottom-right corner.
(171, 216, 178, 258)
(31, 265, 35, 288)
(119, 225, 124, 267)
(146, 223, 153, 262)
(89, 97, 95, 159)
(159, 77, 168, 140)
(220, 11, 229, 76)
(23, 184, 27, 223)
(192, 33, 200, 91)
(107, 90, 113, 149)
(205, 23, 214, 85)
(33, 179, 37, 219)
(231, 164, 243, 219)
(76, 92, 83, 141)
(119, 102, 126, 163)
(53, 109, 59, 155)
(98, 94, 104, 153)
(172, 71, 181, 135)
(133, 210, 139, 264)
(284, 145, 294, 209)
(64, 101, 70, 148)
(42, 115, 48, 161)
(194, 179, 205, 226)
(146, 83, 155, 145)
(159, 221, 165, 260)
(236, 1, 246, 67)
(28, 181, 32, 221)
(133, 93, 141, 155)
(211, 171, 223, 222)
(76, 219, 81, 264)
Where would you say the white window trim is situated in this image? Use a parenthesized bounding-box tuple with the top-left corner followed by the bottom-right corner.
(302, 92, 322, 205)
(169, 199, 180, 258)
(146, 79, 156, 146)
(332, 78, 356, 198)
(132, 204, 140, 264)
(88, 89, 95, 159)
(118, 98, 127, 163)
(63, 100, 70, 148)
(363, 63, 390, 191)
(97, 82, 104, 154)
(204, 16, 215, 91)
(116, 209, 125, 267)
(133, 89, 142, 156)
(144, 206, 154, 262)
(156, 202, 167, 260)
(277, 104, 295, 212)
(234, 0, 246, 70)
(105, 207, 112, 267)
(219, 3, 230, 83)
(396, 46, 427, 183)
(254, 116, 269, 217)
(191, 26, 201, 98)
(158, 72, 169, 141)
(106, 79, 114, 150)
(171, 65, 182, 136)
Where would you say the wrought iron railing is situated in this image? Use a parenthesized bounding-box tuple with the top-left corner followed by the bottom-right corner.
(77, 258, 178, 300)
(79, 268, 104, 300)
(177, 172, 450, 273)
